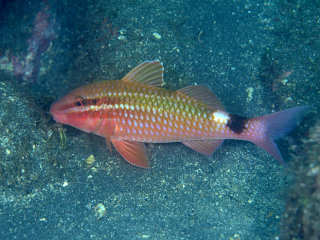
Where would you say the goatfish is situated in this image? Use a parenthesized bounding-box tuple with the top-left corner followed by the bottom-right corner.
(50, 60, 308, 168)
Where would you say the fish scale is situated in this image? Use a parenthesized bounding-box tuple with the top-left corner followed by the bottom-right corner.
(85, 80, 213, 143)
(50, 60, 308, 168)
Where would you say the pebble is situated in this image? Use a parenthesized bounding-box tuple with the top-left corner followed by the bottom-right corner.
(152, 32, 161, 39)
(94, 203, 107, 220)
(85, 154, 95, 165)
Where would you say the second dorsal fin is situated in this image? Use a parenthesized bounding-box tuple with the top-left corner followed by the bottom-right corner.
(121, 60, 164, 87)
(177, 85, 224, 110)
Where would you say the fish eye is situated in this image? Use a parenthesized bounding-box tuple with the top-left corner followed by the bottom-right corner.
(74, 96, 85, 107)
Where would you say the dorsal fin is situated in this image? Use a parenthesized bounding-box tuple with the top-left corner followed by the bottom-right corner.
(121, 60, 164, 87)
(177, 85, 224, 110)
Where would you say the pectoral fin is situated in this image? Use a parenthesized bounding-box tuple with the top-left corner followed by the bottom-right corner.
(111, 139, 150, 168)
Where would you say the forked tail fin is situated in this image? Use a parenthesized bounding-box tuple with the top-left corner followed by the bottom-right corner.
(250, 106, 309, 165)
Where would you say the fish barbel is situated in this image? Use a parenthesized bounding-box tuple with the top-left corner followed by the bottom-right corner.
(50, 61, 308, 168)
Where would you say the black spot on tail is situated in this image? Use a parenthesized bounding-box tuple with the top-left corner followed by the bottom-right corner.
(226, 114, 248, 134)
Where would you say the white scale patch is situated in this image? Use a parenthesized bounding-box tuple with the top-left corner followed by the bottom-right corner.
(212, 111, 230, 124)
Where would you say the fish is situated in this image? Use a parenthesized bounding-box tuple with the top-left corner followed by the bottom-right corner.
(50, 60, 308, 168)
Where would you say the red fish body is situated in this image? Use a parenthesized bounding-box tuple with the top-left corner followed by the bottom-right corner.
(50, 61, 308, 168)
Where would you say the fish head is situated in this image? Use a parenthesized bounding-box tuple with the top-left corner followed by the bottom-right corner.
(50, 83, 103, 133)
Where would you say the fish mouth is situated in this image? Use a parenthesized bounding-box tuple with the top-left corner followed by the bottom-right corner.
(50, 101, 68, 123)
(49, 101, 59, 116)
(49, 96, 75, 114)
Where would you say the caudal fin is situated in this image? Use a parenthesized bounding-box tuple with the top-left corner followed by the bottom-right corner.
(251, 106, 309, 165)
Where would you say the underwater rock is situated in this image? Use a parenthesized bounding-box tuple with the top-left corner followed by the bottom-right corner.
(9, 4, 58, 84)
(280, 120, 320, 239)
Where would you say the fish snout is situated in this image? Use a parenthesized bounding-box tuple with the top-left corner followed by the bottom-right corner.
(50, 100, 68, 124)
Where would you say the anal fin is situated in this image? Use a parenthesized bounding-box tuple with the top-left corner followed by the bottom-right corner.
(111, 139, 150, 168)
(182, 139, 224, 156)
